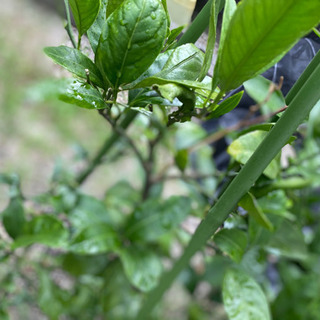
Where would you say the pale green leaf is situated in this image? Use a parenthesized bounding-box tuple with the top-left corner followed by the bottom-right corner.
(119, 246, 163, 292)
(227, 130, 281, 179)
(223, 267, 271, 320)
(244, 75, 286, 115)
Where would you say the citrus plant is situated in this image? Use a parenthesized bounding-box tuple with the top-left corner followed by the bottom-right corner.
(1, 0, 320, 319)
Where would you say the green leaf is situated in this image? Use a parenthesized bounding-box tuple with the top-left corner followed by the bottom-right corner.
(214, 228, 248, 263)
(223, 267, 271, 320)
(87, 0, 108, 53)
(198, 0, 217, 81)
(227, 130, 281, 179)
(69, 223, 120, 254)
(62, 252, 109, 276)
(239, 192, 273, 231)
(266, 219, 308, 260)
(212, 0, 237, 90)
(165, 25, 185, 49)
(68, 194, 112, 230)
(44, 46, 104, 88)
(125, 196, 192, 242)
(131, 44, 204, 89)
(106, 0, 126, 18)
(175, 149, 188, 172)
(216, 0, 320, 91)
(1, 197, 25, 239)
(95, 0, 167, 88)
(59, 79, 106, 109)
(244, 75, 286, 115)
(12, 215, 68, 249)
(69, 0, 101, 36)
(207, 91, 243, 119)
(119, 246, 163, 292)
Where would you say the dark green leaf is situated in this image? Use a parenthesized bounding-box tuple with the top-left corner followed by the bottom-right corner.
(69, 0, 101, 36)
(216, 0, 320, 91)
(165, 25, 185, 49)
(70, 223, 120, 254)
(2, 197, 25, 239)
(207, 91, 243, 119)
(227, 130, 281, 179)
(95, 0, 167, 88)
(119, 246, 163, 292)
(125, 196, 192, 242)
(106, 0, 126, 18)
(59, 79, 106, 109)
(131, 44, 204, 89)
(88, 0, 108, 53)
(223, 267, 271, 320)
(239, 192, 273, 231)
(12, 215, 68, 249)
(244, 75, 286, 115)
(214, 228, 247, 263)
(266, 219, 308, 260)
(62, 252, 109, 276)
(44, 46, 104, 88)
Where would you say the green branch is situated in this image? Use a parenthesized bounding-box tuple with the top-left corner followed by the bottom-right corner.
(76, 110, 137, 184)
(63, 0, 77, 48)
(136, 50, 320, 319)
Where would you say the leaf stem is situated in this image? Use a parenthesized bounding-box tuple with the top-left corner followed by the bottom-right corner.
(63, 0, 77, 48)
(135, 48, 320, 320)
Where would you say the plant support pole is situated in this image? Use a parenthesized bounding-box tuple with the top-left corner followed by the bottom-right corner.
(136, 51, 320, 318)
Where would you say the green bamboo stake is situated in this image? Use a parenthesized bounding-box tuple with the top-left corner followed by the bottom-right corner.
(136, 50, 320, 319)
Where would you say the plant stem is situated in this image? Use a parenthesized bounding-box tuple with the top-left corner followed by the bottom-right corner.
(136, 50, 320, 319)
(63, 0, 77, 49)
(76, 110, 137, 184)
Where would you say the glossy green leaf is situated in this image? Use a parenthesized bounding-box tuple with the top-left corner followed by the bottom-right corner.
(119, 246, 163, 292)
(244, 75, 286, 115)
(95, 0, 167, 88)
(132, 44, 204, 89)
(125, 196, 192, 242)
(165, 25, 185, 49)
(59, 79, 106, 109)
(214, 228, 247, 263)
(70, 223, 120, 254)
(106, 0, 126, 18)
(239, 192, 273, 231)
(69, 0, 101, 36)
(87, 0, 107, 53)
(227, 130, 280, 179)
(207, 91, 243, 119)
(223, 267, 271, 320)
(44, 46, 104, 88)
(1, 197, 25, 239)
(12, 215, 68, 249)
(216, 0, 320, 91)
